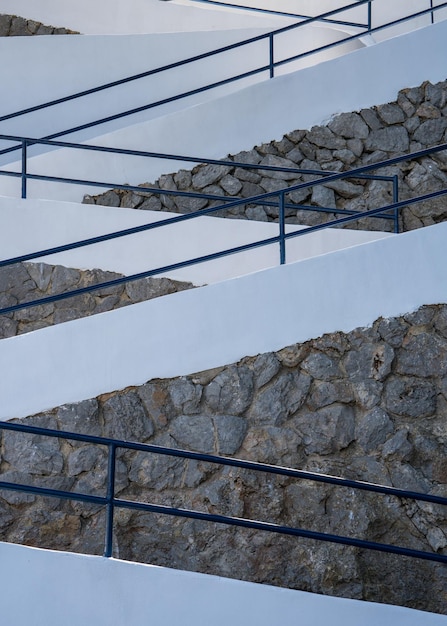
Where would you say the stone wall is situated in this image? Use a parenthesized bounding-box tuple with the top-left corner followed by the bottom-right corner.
(0, 14, 78, 36)
(1, 304, 447, 613)
(0, 262, 193, 339)
(85, 80, 447, 233)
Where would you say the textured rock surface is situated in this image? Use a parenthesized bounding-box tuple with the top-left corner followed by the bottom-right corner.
(1, 304, 447, 613)
(0, 14, 79, 36)
(0, 262, 194, 338)
(85, 80, 447, 233)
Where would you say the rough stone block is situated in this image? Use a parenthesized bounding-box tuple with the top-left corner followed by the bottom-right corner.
(365, 126, 409, 153)
(329, 112, 369, 139)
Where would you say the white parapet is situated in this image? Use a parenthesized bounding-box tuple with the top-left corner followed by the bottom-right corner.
(0, 543, 447, 626)
(1, 542, 446, 626)
(0, 197, 393, 285)
(0, 221, 445, 420)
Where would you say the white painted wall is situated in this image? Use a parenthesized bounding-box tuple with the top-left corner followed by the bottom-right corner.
(0, 197, 392, 285)
(0, 222, 445, 420)
(1, 17, 445, 203)
(1, 543, 446, 626)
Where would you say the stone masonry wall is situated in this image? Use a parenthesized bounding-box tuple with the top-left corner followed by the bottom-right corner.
(0, 262, 193, 339)
(85, 79, 447, 233)
(0, 14, 79, 36)
(1, 304, 447, 613)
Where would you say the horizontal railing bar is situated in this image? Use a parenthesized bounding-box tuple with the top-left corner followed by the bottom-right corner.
(0, 422, 446, 506)
(0, 1, 371, 125)
(188, 0, 368, 28)
(276, 202, 393, 219)
(0, 169, 21, 179)
(114, 498, 447, 564)
(1, 473, 445, 564)
(0, 132, 395, 182)
(0, 480, 107, 506)
(0, 167, 302, 207)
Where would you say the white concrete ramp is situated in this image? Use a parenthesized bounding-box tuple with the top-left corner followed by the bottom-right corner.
(1, 542, 446, 626)
(0, 196, 393, 285)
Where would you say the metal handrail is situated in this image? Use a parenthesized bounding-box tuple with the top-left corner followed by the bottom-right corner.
(1, 1, 446, 160)
(0, 0, 371, 124)
(0, 132, 395, 183)
(0, 139, 446, 316)
(0, 130, 397, 221)
(0, 421, 446, 562)
(187, 0, 369, 27)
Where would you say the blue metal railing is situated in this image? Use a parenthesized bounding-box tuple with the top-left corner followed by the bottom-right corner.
(0, 1, 446, 160)
(0, 130, 397, 215)
(0, 139, 446, 317)
(188, 0, 369, 27)
(190, 0, 440, 31)
(0, 421, 446, 563)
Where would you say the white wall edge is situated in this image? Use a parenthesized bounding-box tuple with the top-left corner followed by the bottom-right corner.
(1, 542, 446, 626)
(0, 196, 392, 284)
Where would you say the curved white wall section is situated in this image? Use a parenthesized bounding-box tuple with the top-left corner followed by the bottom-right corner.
(1, 543, 446, 626)
(160, 0, 447, 43)
(0, 0, 292, 33)
(1, 18, 445, 202)
(0, 222, 445, 420)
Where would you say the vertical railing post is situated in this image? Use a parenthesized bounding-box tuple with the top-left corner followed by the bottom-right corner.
(279, 192, 286, 265)
(21, 140, 27, 199)
(430, 0, 434, 24)
(393, 174, 399, 234)
(367, 1, 372, 31)
(269, 33, 274, 79)
(104, 443, 117, 558)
